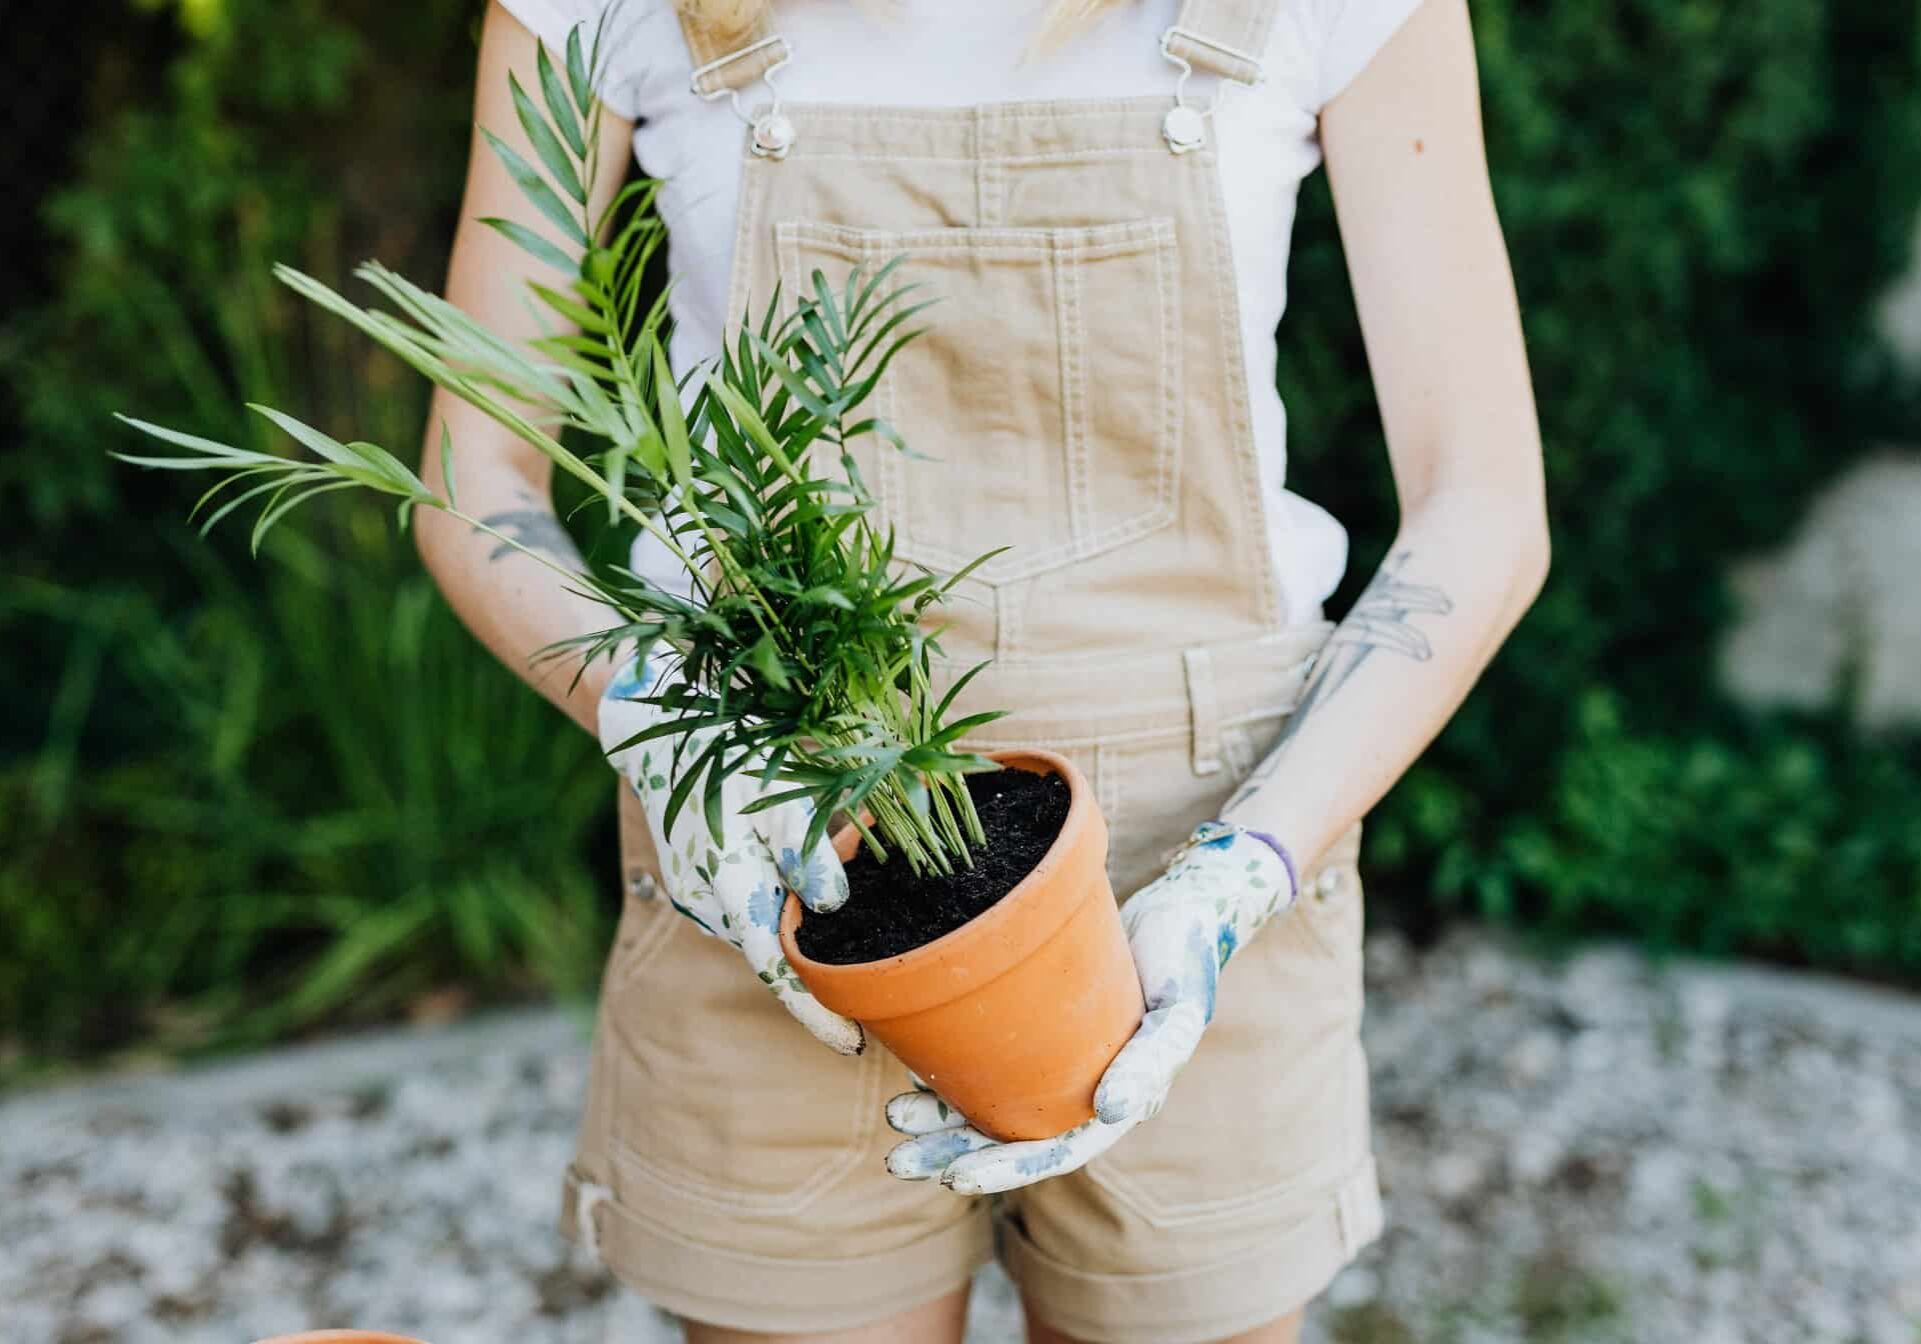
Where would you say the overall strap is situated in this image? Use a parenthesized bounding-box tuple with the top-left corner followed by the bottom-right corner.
(1163, 0, 1282, 86)
(676, 6, 797, 157)
(678, 7, 790, 101)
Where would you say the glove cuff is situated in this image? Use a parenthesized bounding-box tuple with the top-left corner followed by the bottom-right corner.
(597, 646, 670, 761)
(1169, 821, 1298, 902)
(1227, 824, 1298, 901)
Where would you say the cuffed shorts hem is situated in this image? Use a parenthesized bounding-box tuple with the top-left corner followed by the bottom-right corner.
(560, 1168, 995, 1335)
(1000, 1160, 1385, 1344)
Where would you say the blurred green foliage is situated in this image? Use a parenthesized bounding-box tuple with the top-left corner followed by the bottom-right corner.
(5, 0, 1921, 1070)
(1284, 0, 1921, 964)
(2, 0, 614, 1070)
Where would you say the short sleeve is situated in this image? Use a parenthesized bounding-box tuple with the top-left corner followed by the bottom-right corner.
(495, 0, 647, 120)
(1313, 0, 1427, 109)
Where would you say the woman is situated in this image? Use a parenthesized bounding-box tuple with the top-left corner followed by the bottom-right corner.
(417, 0, 1547, 1340)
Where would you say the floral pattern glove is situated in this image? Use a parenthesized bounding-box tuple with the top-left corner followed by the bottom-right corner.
(882, 822, 1298, 1194)
(599, 653, 863, 1055)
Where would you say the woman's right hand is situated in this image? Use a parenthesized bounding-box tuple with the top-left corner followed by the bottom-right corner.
(599, 652, 864, 1055)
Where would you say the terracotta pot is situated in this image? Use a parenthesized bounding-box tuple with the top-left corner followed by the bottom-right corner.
(252, 1335, 428, 1344)
(780, 748, 1144, 1142)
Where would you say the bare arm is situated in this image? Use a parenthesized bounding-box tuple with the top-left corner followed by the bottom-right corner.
(416, 1, 638, 735)
(1222, 0, 1550, 868)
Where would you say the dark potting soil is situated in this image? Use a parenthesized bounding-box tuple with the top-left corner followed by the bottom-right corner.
(795, 768, 1072, 966)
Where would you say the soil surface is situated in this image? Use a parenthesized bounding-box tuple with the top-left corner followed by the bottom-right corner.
(795, 768, 1071, 965)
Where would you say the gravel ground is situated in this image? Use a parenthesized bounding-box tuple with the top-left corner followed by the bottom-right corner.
(5, 929, 1919, 1344)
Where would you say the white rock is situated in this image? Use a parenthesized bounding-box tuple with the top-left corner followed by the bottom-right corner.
(1365, 930, 1413, 984)
(1505, 1030, 1562, 1085)
(1879, 221, 1921, 375)
(1628, 1149, 1694, 1212)
(1326, 1265, 1380, 1308)
(1430, 1150, 1489, 1203)
(1508, 1130, 1564, 1185)
(1721, 451, 1921, 731)
(1569, 1028, 1617, 1074)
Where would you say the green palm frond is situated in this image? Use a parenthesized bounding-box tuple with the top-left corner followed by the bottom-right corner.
(115, 9, 1000, 877)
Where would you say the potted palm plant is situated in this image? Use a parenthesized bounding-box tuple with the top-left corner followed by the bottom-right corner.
(114, 20, 1141, 1141)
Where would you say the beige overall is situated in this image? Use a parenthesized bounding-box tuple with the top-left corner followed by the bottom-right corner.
(562, 3, 1380, 1338)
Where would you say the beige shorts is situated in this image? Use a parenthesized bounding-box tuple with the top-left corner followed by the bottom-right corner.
(560, 770, 1379, 1344)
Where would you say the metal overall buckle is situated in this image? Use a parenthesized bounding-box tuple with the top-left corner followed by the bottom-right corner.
(690, 34, 797, 160)
(1158, 25, 1267, 154)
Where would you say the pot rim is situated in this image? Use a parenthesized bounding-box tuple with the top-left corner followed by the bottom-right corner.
(779, 747, 1105, 1021)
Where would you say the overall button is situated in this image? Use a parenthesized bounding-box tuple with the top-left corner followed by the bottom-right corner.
(753, 111, 796, 159)
(1162, 105, 1205, 154)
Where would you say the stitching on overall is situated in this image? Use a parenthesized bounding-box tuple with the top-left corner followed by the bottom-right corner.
(1155, 210, 1183, 531)
(791, 149, 1174, 167)
(1221, 724, 1256, 778)
(1086, 874, 1369, 1225)
(1287, 821, 1367, 962)
(783, 223, 909, 535)
(865, 236, 908, 538)
(955, 638, 1325, 749)
(963, 705, 1295, 753)
(1059, 233, 1091, 548)
(1183, 646, 1224, 775)
(1086, 1129, 1371, 1229)
(601, 645, 886, 1217)
(977, 108, 1005, 225)
(977, 622, 1329, 672)
(724, 162, 768, 335)
(996, 147, 1172, 164)
(884, 229, 1172, 573)
(602, 893, 680, 997)
(1084, 1029, 1370, 1228)
(994, 583, 1026, 663)
(608, 1033, 883, 1216)
(963, 664, 1318, 750)
(773, 224, 799, 325)
(1196, 149, 1283, 628)
(784, 219, 1171, 253)
(779, 220, 1179, 586)
(1295, 859, 1364, 964)
(1094, 743, 1123, 830)
(780, 98, 1165, 124)
(909, 497, 1171, 578)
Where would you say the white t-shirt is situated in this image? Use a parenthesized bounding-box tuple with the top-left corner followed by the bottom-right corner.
(498, 0, 1423, 621)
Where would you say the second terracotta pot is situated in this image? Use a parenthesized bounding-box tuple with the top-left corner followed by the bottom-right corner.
(780, 749, 1144, 1142)
(252, 1334, 428, 1344)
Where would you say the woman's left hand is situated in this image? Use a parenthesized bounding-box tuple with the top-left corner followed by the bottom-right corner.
(882, 823, 1299, 1195)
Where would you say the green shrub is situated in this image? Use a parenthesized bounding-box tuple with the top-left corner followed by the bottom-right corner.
(1497, 696, 1921, 969)
(4, 524, 610, 1066)
(1283, 0, 1921, 973)
(1, 0, 616, 1072)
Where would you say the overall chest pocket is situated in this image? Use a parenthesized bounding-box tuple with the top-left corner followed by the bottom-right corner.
(773, 218, 1181, 587)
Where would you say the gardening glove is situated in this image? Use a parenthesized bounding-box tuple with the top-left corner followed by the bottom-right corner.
(599, 650, 864, 1055)
(883, 821, 1298, 1194)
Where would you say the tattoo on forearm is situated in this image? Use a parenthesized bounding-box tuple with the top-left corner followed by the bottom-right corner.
(475, 505, 584, 566)
(1226, 549, 1454, 811)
